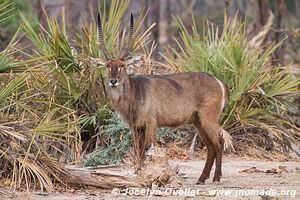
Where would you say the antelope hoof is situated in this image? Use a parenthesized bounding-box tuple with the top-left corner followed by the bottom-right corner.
(196, 177, 207, 185)
(212, 177, 221, 183)
(196, 180, 205, 185)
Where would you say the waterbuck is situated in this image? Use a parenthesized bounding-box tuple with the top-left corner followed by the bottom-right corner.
(96, 13, 231, 184)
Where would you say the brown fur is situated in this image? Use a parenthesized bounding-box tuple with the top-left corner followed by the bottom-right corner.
(105, 60, 229, 184)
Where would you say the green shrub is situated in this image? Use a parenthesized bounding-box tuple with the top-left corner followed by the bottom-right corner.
(164, 15, 300, 153)
(82, 111, 131, 166)
(159, 127, 190, 143)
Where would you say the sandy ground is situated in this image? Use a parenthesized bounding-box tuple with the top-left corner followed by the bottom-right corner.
(3, 157, 300, 200)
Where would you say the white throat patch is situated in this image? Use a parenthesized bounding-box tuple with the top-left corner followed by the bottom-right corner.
(110, 88, 122, 100)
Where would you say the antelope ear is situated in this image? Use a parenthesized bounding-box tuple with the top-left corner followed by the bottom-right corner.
(90, 57, 106, 68)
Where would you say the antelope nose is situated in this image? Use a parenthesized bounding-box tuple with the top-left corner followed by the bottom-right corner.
(110, 78, 118, 86)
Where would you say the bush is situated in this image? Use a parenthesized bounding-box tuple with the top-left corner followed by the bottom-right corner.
(164, 15, 300, 153)
(82, 111, 131, 166)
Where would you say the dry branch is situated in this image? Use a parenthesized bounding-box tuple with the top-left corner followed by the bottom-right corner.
(64, 146, 181, 189)
(137, 145, 181, 189)
(249, 11, 274, 49)
(65, 167, 142, 189)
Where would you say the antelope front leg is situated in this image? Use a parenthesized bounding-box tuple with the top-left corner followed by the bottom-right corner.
(131, 127, 146, 170)
(131, 123, 156, 171)
(144, 123, 157, 151)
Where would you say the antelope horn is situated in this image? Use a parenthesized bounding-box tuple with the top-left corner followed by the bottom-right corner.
(120, 13, 134, 60)
(97, 13, 112, 60)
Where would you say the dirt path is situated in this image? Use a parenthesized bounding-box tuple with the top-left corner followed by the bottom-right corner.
(4, 158, 300, 200)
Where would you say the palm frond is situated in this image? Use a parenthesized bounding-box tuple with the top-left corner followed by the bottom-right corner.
(164, 14, 300, 153)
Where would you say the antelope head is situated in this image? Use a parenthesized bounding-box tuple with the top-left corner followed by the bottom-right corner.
(97, 13, 134, 88)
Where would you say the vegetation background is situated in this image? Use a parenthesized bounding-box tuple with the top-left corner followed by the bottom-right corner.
(0, 0, 299, 192)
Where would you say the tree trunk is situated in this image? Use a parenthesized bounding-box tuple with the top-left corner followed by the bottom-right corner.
(159, 0, 169, 47)
(66, 0, 90, 38)
(151, 0, 160, 59)
(36, 0, 64, 28)
(258, 0, 270, 26)
(236, 0, 247, 20)
(256, 0, 271, 46)
(296, 0, 300, 30)
(144, 0, 151, 31)
(65, 167, 142, 189)
(64, 146, 180, 189)
(37, 0, 91, 40)
(274, 0, 286, 65)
